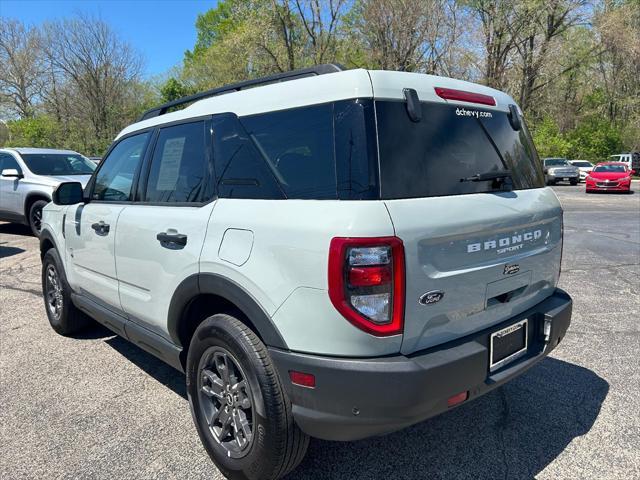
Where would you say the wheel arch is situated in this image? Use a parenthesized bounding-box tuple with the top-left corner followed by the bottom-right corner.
(168, 273, 288, 368)
(39, 228, 58, 259)
(24, 192, 51, 219)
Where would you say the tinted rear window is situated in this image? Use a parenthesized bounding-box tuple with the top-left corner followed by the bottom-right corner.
(375, 101, 543, 199)
(237, 100, 378, 200)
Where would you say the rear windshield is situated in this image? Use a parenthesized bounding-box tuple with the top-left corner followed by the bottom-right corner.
(375, 101, 544, 199)
(21, 153, 96, 176)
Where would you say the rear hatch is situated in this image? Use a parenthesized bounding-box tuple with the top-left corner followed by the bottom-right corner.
(374, 98, 562, 355)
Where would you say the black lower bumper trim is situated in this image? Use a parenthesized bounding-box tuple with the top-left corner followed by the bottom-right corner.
(269, 288, 572, 441)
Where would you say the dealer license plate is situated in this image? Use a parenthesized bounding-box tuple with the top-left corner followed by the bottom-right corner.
(489, 319, 528, 372)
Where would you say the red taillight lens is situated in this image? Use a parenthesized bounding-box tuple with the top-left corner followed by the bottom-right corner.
(435, 87, 496, 106)
(348, 265, 392, 287)
(328, 237, 405, 336)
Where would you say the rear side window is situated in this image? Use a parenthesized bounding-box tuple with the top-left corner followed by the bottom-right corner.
(144, 121, 211, 203)
(375, 101, 544, 199)
(211, 113, 285, 200)
(241, 104, 336, 199)
(93, 132, 149, 202)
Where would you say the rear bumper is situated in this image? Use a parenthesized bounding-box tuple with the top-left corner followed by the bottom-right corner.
(270, 288, 572, 441)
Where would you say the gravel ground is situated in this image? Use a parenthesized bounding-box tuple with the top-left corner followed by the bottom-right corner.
(1, 185, 639, 479)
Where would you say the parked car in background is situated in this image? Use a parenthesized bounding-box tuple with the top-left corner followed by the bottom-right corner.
(568, 160, 594, 182)
(585, 162, 634, 193)
(543, 158, 580, 185)
(609, 153, 640, 172)
(0, 148, 95, 236)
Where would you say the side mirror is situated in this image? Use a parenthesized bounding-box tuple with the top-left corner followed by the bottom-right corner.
(52, 182, 84, 205)
(631, 170, 636, 176)
(587, 170, 592, 174)
(1, 168, 23, 179)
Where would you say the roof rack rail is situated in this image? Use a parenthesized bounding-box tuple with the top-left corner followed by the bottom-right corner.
(138, 63, 345, 122)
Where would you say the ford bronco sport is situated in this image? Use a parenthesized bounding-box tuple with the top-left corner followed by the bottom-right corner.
(39, 65, 572, 480)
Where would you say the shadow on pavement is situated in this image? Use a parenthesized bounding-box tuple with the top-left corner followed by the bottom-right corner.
(0, 222, 33, 237)
(288, 357, 608, 480)
(105, 334, 187, 399)
(0, 244, 25, 258)
(100, 335, 608, 480)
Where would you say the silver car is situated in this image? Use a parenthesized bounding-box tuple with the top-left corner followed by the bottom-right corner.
(543, 158, 580, 185)
(0, 148, 95, 236)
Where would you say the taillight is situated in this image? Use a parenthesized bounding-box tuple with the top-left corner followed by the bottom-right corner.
(328, 237, 405, 336)
(434, 87, 496, 106)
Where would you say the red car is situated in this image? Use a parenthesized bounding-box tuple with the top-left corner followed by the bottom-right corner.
(585, 162, 635, 193)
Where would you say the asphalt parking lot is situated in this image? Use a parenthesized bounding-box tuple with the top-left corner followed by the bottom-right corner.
(1, 184, 639, 480)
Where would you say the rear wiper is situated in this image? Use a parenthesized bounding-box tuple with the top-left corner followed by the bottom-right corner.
(460, 171, 512, 183)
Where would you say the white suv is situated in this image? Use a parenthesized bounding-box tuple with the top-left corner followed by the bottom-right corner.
(39, 65, 572, 480)
(0, 148, 95, 235)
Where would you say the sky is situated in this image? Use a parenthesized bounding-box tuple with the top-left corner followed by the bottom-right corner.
(0, 0, 216, 78)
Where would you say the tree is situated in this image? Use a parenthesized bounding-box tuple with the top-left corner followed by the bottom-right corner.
(0, 19, 46, 118)
(160, 77, 194, 102)
(41, 15, 143, 147)
(348, 0, 461, 73)
(514, 0, 588, 112)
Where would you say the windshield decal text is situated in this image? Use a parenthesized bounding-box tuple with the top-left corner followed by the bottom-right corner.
(455, 107, 493, 119)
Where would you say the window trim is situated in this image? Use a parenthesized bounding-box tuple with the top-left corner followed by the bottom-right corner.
(87, 128, 155, 205)
(136, 115, 216, 207)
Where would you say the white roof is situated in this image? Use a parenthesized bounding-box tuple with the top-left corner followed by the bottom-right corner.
(2, 147, 81, 155)
(117, 69, 516, 140)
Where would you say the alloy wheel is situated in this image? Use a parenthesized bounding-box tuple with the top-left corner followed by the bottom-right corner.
(45, 264, 63, 320)
(198, 346, 254, 458)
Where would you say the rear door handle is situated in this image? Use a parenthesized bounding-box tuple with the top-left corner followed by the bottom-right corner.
(91, 221, 110, 236)
(156, 231, 188, 249)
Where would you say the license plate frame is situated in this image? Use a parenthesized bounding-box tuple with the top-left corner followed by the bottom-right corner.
(489, 319, 528, 372)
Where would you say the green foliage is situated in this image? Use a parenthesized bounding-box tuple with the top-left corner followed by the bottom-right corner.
(3, 116, 62, 148)
(567, 118, 623, 162)
(530, 117, 573, 159)
(160, 78, 194, 102)
(530, 115, 625, 162)
(188, 0, 239, 59)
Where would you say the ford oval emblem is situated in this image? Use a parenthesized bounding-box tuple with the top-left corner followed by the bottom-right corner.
(419, 291, 444, 305)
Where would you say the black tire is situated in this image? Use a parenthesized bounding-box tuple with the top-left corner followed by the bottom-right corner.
(546, 178, 555, 186)
(187, 314, 309, 480)
(28, 199, 48, 237)
(42, 248, 92, 335)
(570, 179, 578, 185)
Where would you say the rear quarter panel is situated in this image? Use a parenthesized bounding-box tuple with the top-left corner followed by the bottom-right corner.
(200, 199, 403, 357)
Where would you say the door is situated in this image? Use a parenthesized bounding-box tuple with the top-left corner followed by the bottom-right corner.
(115, 120, 215, 337)
(65, 131, 151, 309)
(0, 153, 25, 216)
